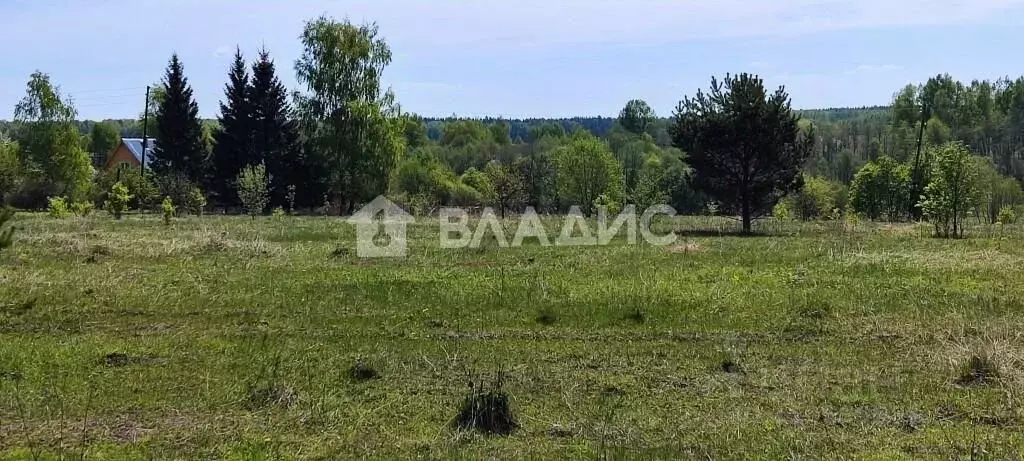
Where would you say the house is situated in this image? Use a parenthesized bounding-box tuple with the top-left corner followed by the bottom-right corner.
(103, 138, 156, 171)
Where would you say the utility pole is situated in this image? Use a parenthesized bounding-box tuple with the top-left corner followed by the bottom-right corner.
(140, 86, 150, 176)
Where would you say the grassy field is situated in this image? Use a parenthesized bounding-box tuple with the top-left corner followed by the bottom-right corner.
(2, 213, 1024, 459)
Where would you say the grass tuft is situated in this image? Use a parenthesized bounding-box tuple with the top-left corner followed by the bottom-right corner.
(103, 353, 131, 367)
(721, 359, 744, 374)
(453, 373, 519, 436)
(625, 308, 646, 324)
(349, 360, 380, 381)
(245, 385, 298, 410)
(536, 306, 559, 326)
(955, 354, 1000, 386)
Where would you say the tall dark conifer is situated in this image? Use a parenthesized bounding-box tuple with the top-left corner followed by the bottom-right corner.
(671, 73, 814, 233)
(212, 48, 253, 206)
(250, 49, 305, 208)
(152, 54, 206, 184)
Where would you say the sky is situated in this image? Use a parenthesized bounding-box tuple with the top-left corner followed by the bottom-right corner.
(2, 0, 1024, 120)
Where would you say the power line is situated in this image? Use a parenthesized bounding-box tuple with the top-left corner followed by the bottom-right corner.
(76, 101, 140, 109)
(72, 93, 145, 103)
(65, 86, 148, 95)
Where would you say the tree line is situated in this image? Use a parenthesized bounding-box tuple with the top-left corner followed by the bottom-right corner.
(0, 15, 1021, 236)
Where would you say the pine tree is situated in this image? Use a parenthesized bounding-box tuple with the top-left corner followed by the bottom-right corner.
(250, 49, 305, 208)
(211, 48, 253, 207)
(152, 54, 207, 185)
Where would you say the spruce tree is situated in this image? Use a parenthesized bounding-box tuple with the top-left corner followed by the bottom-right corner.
(152, 54, 207, 185)
(211, 48, 253, 206)
(250, 49, 304, 208)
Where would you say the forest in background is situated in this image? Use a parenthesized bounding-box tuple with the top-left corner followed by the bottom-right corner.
(1, 14, 1022, 237)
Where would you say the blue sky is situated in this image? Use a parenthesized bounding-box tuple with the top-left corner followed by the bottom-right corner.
(2, 0, 1024, 120)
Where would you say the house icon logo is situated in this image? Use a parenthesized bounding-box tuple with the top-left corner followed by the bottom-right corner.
(347, 196, 415, 258)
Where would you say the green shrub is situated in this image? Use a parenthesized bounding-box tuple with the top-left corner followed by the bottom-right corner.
(162, 196, 175, 226)
(778, 175, 839, 221)
(460, 167, 495, 205)
(47, 196, 70, 218)
(272, 206, 286, 218)
(105, 182, 133, 220)
(997, 206, 1016, 225)
(237, 163, 270, 218)
(849, 156, 912, 221)
(773, 200, 792, 219)
(450, 182, 483, 207)
(186, 187, 207, 216)
(93, 168, 158, 210)
(70, 201, 94, 217)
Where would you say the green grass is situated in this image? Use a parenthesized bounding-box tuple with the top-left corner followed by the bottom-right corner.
(2, 213, 1024, 459)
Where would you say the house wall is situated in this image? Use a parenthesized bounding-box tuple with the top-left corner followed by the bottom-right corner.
(104, 145, 140, 171)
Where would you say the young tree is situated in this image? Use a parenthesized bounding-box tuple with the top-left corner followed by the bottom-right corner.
(484, 161, 525, 218)
(294, 16, 404, 214)
(919, 142, 980, 238)
(513, 142, 558, 212)
(554, 135, 625, 216)
(251, 49, 303, 209)
(619, 99, 655, 135)
(211, 48, 253, 207)
(671, 73, 814, 233)
(153, 54, 207, 184)
(13, 72, 93, 203)
(105, 182, 132, 220)
(236, 163, 270, 218)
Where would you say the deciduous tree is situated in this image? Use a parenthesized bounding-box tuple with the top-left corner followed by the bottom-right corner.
(13, 72, 93, 203)
(619, 99, 655, 135)
(554, 134, 624, 216)
(295, 16, 404, 214)
(484, 161, 525, 218)
(919, 142, 979, 238)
